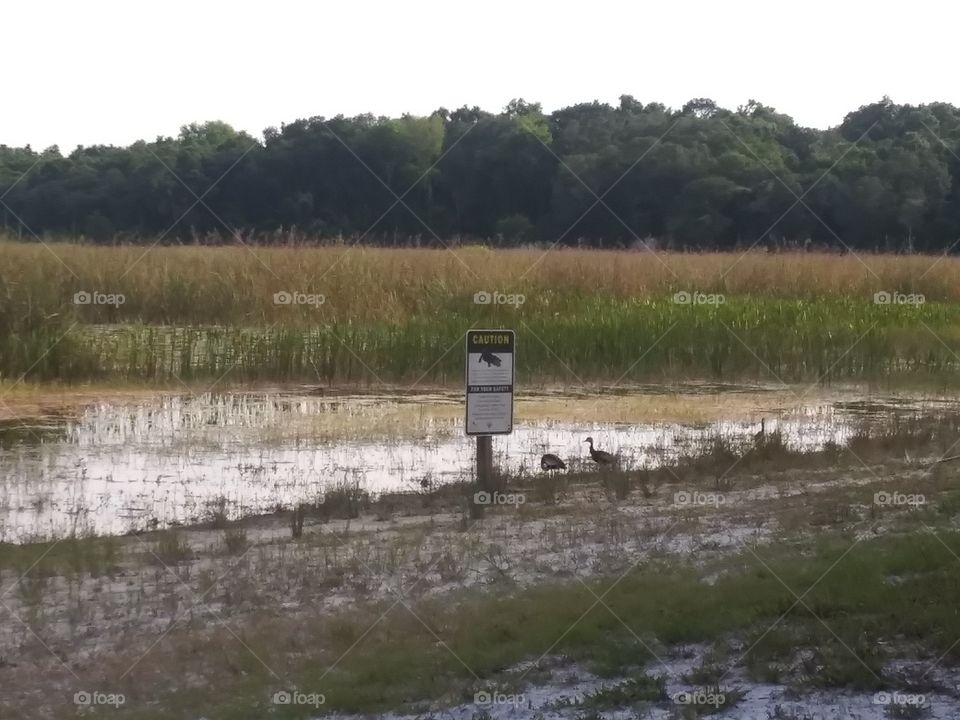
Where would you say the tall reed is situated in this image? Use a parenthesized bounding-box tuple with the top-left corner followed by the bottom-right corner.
(2, 239, 959, 385)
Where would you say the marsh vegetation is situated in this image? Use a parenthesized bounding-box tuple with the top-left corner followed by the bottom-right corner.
(2, 243, 960, 386)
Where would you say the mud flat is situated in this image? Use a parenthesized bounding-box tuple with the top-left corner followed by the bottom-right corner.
(2, 412, 960, 719)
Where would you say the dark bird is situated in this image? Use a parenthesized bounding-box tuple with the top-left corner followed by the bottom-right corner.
(584, 437, 616, 465)
(540, 453, 566, 471)
(753, 418, 766, 443)
(419, 478, 431, 490)
(478, 351, 502, 367)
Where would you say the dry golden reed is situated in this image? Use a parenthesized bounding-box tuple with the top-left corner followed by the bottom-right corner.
(1, 239, 957, 324)
(3, 238, 960, 386)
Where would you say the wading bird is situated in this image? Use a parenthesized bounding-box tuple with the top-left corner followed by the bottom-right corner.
(584, 437, 616, 465)
(754, 418, 766, 443)
(540, 453, 566, 471)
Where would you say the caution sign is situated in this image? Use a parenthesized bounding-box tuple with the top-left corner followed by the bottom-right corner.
(465, 329, 515, 435)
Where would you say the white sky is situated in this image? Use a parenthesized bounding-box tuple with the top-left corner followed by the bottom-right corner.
(3, 0, 958, 151)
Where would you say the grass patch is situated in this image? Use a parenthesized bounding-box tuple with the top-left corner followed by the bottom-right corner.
(317, 481, 370, 521)
(581, 673, 667, 708)
(97, 530, 960, 719)
(290, 503, 306, 538)
(312, 533, 960, 710)
(601, 470, 633, 501)
(54, 298, 960, 385)
(206, 496, 230, 529)
(5, 243, 960, 385)
(221, 526, 248, 555)
(147, 530, 191, 565)
(0, 535, 120, 577)
(532, 473, 565, 504)
(586, 638, 654, 678)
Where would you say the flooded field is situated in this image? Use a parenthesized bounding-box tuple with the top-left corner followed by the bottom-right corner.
(2, 383, 959, 540)
(3, 381, 960, 720)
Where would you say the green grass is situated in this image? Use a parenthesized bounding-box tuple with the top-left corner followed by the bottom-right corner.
(222, 526, 248, 555)
(147, 530, 191, 565)
(4, 296, 960, 386)
(0, 535, 120, 578)
(580, 673, 667, 707)
(94, 530, 960, 720)
(317, 480, 370, 520)
(5, 241, 960, 385)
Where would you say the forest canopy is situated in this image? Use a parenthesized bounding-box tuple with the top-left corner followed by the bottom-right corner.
(2, 96, 959, 251)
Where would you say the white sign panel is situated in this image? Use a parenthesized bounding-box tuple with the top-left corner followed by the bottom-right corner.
(465, 329, 515, 435)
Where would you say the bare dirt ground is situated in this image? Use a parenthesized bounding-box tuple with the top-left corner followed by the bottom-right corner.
(3, 439, 960, 719)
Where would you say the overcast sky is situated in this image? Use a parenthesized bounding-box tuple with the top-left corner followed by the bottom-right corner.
(4, 0, 957, 151)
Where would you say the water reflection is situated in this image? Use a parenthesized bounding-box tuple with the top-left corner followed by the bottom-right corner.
(0, 388, 953, 541)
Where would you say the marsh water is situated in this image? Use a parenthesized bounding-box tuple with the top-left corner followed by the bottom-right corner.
(1, 384, 957, 541)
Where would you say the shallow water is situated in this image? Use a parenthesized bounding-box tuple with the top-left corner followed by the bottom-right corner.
(0, 385, 956, 540)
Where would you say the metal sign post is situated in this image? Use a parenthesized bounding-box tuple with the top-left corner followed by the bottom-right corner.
(465, 329, 515, 505)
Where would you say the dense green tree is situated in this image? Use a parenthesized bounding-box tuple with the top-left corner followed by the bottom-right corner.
(1, 98, 959, 250)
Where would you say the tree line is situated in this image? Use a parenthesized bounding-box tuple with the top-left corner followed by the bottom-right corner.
(1, 96, 959, 251)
